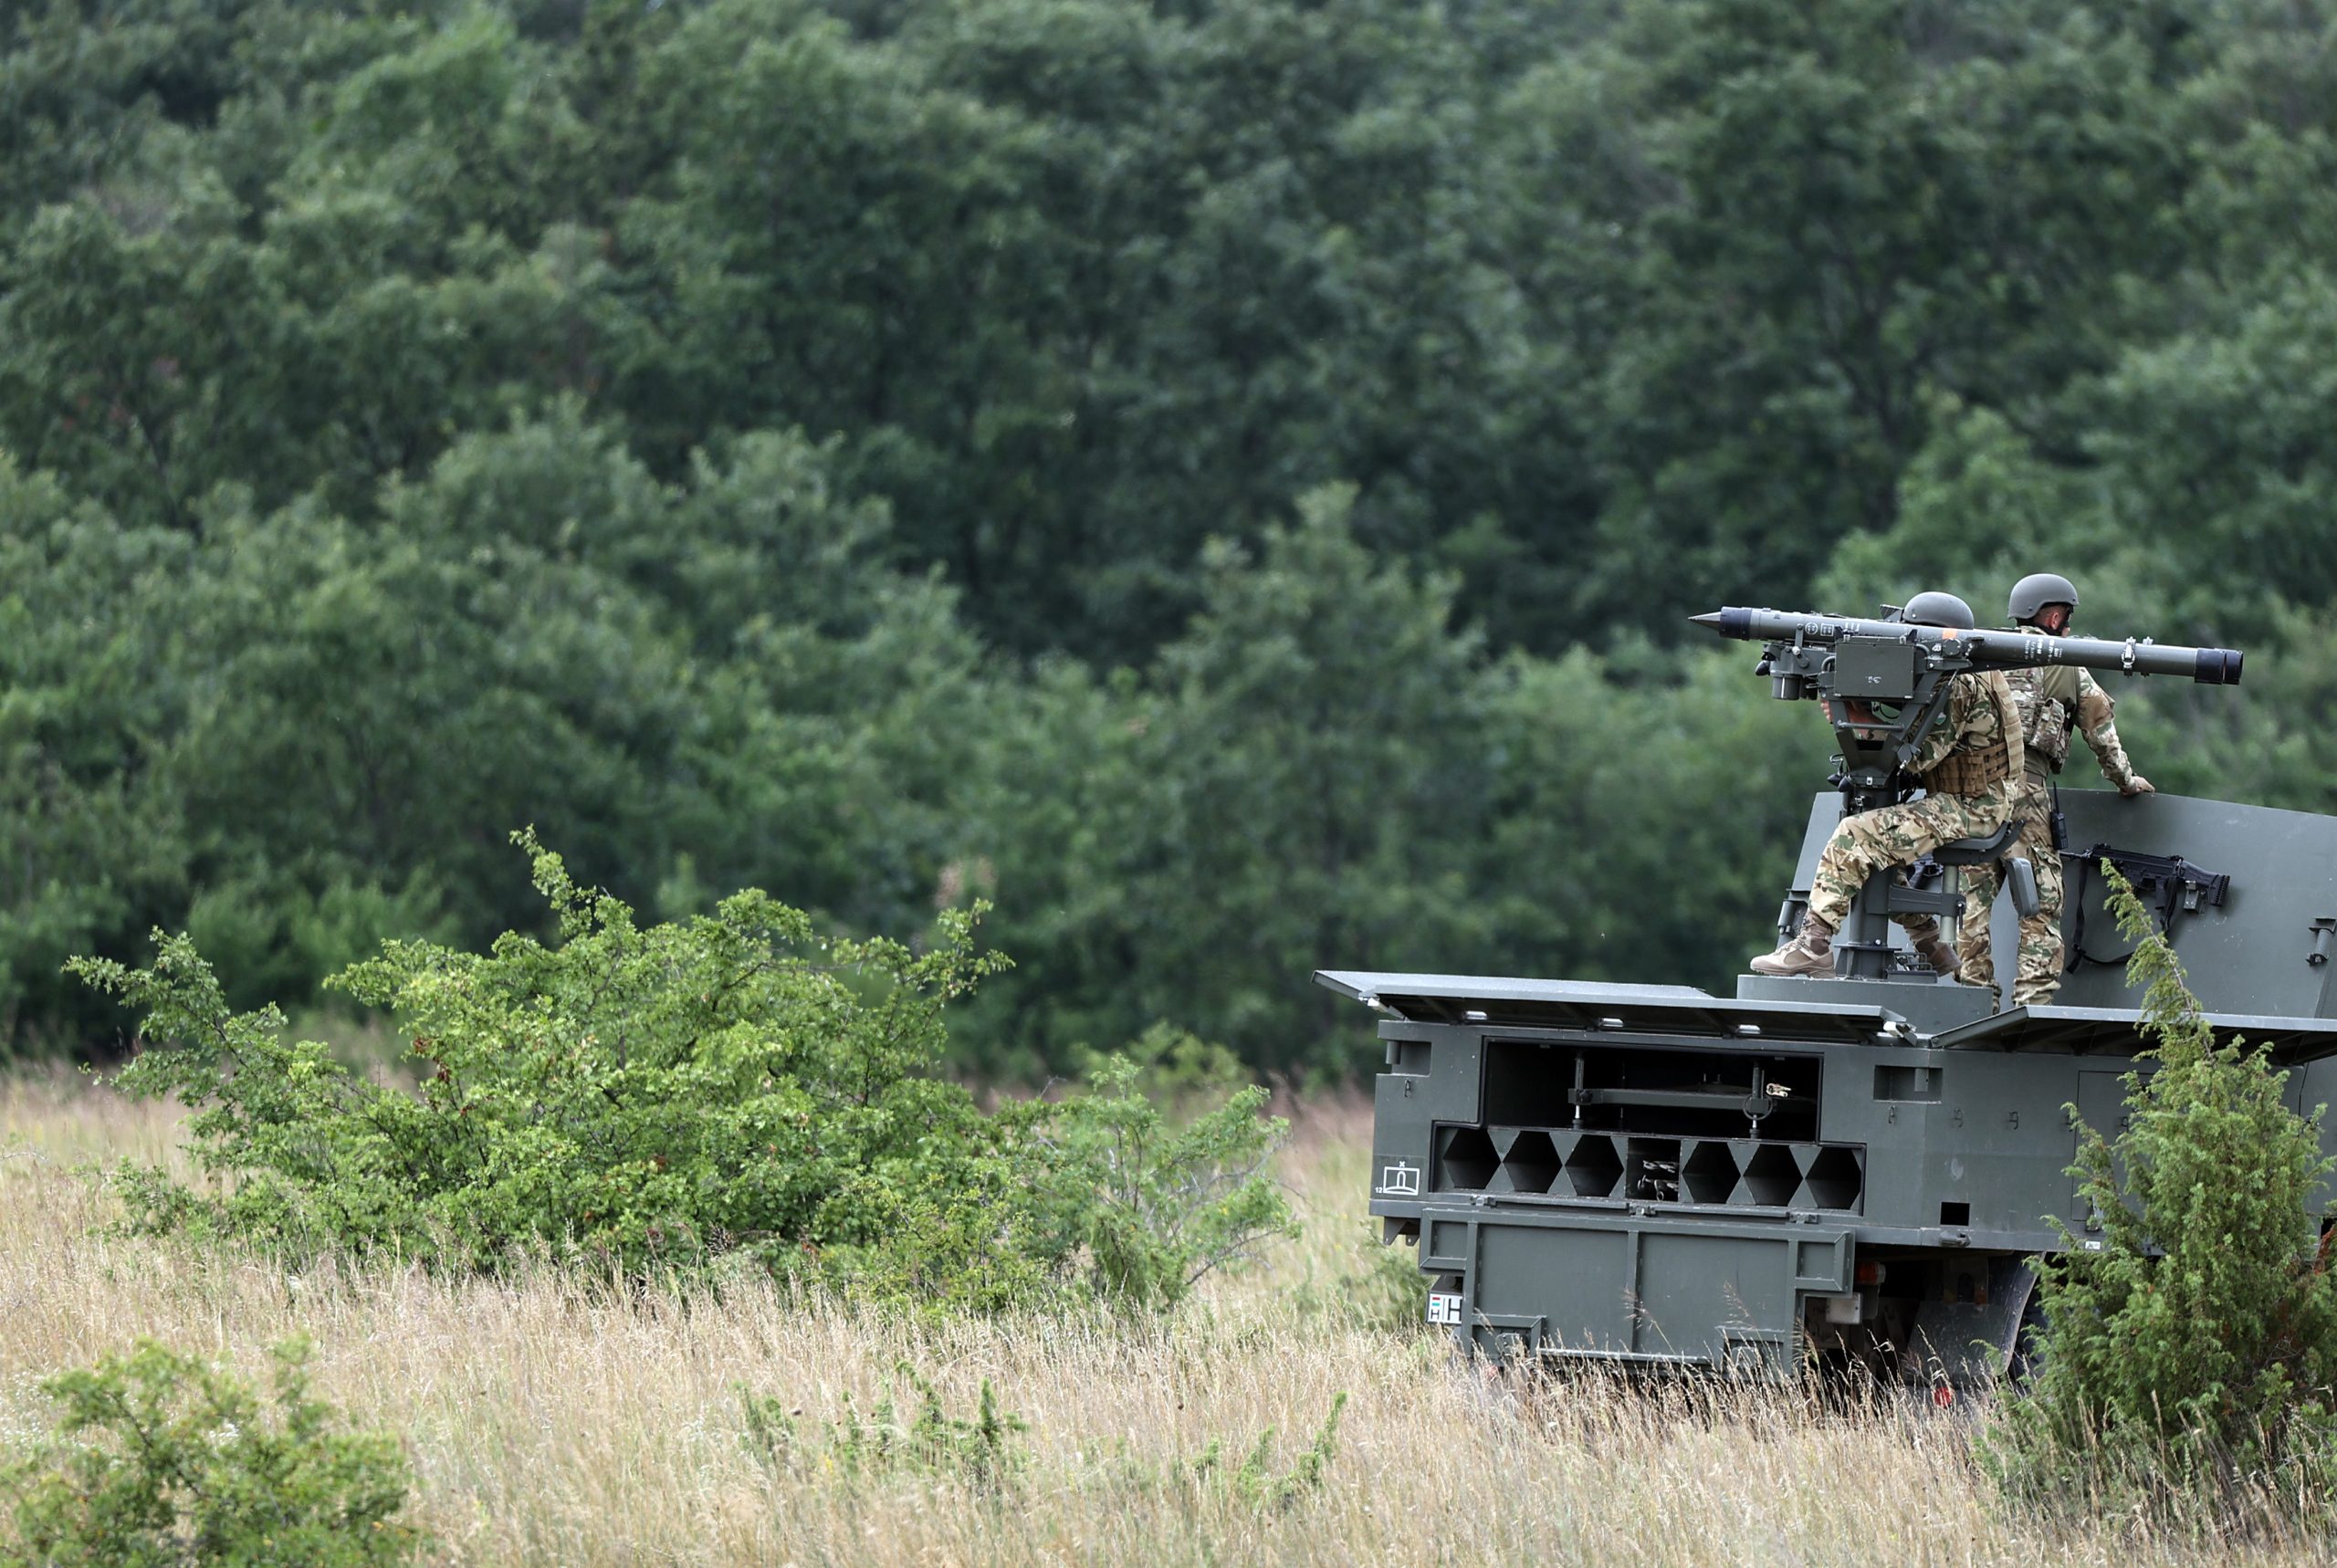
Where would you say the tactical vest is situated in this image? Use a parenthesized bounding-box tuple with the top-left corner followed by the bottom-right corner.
(2006, 663, 2082, 778)
(1918, 671, 2018, 797)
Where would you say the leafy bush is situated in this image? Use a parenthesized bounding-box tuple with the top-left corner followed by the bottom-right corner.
(70, 833, 1291, 1313)
(1986, 868, 2337, 1516)
(1294, 1223, 1435, 1336)
(1085, 1021, 1257, 1113)
(1045, 1050, 1296, 1312)
(1, 1337, 423, 1568)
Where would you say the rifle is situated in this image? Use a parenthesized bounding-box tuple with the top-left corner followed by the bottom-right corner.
(2063, 843, 2232, 969)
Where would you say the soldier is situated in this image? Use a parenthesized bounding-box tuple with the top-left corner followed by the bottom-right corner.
(1957, 573, 2154, 1007)
(1752, 592, 2020, 977)
(1891, 899, 1963, 978)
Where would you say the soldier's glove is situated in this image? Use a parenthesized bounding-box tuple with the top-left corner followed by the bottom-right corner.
(2121, 775, 2154, 797)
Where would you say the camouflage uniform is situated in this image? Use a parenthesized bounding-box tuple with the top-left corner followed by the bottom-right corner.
(1802, 669, 2022, 933)
(1957, 664, 2145, 1007)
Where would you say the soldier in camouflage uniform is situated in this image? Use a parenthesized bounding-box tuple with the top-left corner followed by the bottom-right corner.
(1753, 592, 2022, 977)
(1956, 573, 2154, 1007)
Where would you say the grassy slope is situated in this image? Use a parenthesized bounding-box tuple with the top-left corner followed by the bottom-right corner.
(0, 1075, 2315, 1565)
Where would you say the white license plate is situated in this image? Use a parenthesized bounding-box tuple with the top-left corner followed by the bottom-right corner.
(1427, 1291, 1464, 1326)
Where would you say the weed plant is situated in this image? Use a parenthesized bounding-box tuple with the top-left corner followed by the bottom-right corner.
(739, 1362, 1029, 1491)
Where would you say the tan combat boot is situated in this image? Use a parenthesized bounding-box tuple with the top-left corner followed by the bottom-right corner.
(1915, 936, 1961, 979)
(1751, 916, 1835, 977)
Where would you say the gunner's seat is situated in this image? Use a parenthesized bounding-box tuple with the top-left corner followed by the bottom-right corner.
(1931, 821, 2038, 917)
(1930, 821, 2018, 866)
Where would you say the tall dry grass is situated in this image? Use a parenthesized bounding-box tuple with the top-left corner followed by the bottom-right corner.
(0, 1074, 2312, 1565)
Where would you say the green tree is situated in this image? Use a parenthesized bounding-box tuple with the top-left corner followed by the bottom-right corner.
(9, 0, 2337, 1076)
(1989, 868, 2337, 1513)
(162, 481, 691, 980)
(1476, 643, 1815, 989)
(2089, 269, 2337, 626)
(0, 460, 193, 1048)
(959, 487, 1495, 1076)
(0, 153, 276, 531)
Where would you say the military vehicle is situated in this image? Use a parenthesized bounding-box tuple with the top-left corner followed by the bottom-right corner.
(1324, 605, 2337, 1389)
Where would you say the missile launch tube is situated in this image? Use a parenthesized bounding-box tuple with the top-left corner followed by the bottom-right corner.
(1692, 607, 2243, 685)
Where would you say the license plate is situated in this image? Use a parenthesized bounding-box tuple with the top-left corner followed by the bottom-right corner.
(1427, 1291, 1464, 1326)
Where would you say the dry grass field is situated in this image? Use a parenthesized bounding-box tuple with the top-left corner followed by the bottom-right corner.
(0, 1071, 2318, 1566)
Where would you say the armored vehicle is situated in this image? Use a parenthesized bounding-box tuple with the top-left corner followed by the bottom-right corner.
(1325, 606, 2336, 1388)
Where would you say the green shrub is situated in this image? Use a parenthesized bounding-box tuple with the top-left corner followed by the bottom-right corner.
(70, 832, 1291, 1313)
(739, 1362, 1029, 1491)
(1085, 1022, 1257, 1113)
(785, 1094, 1098, 1318)
(1986, 867, 2337, 1516)
(1, 1337, 423, 1568)
(1049, 1051, 1295, 1312)
(1190, 1391, 1349, 1513)
(1293, 1222, 1434, 1335)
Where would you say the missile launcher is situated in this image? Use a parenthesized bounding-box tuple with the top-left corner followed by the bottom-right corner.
(1326, 607, 2326, 1387)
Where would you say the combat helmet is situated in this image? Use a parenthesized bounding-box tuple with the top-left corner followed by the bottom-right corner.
(2008, 572, 2079, 627)
(1902, 591, 1975, 630)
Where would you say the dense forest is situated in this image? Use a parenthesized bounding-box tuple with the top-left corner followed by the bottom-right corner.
(5, 0, 2335, 1075)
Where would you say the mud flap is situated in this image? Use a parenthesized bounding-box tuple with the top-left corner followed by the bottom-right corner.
(1904, 1254, 2038, 1392)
